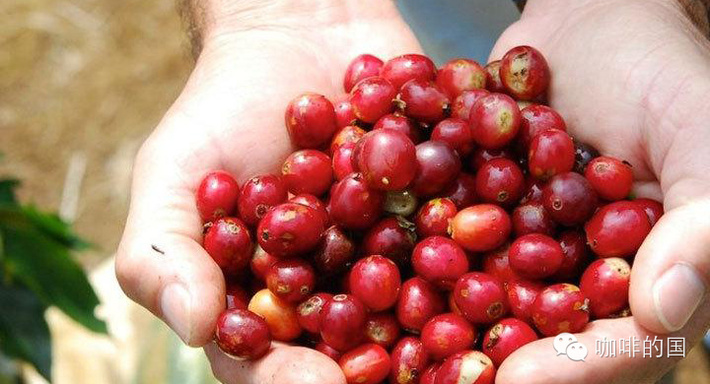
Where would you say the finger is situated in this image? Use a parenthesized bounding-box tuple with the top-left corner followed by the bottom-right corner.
(116, 137, 226, 347)
(629, 201, 710, 334)
(497, 317, 687, 384)
(204, 343, 346, 384)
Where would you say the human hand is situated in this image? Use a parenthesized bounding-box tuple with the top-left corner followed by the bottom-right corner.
(114, 1, 422, 382)
(490, 0, 710, 383)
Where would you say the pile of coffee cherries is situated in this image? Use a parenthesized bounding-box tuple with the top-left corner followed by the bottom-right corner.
(197, 46, 663, 384)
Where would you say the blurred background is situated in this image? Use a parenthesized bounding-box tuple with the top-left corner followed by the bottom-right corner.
(1, 0, 708, 383)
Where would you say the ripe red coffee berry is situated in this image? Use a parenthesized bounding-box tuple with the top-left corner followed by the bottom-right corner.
(520, 177, 545, 204)
(585, 200, 652, 258)
(482, 318, 538, 366)
(350, 255, 402, 311)
(580, 258, 631, 318)
(449, 292, 463, 316)
(518, 105, 567, 149)
(350, 77, 397, 123)
(421, 313, 477, 360)
(390, 337, 430, 384)
(475, 158, 525, 206)
(432, 118, 475, 156)
(397, 277, 446, 332)
(237, 174, 288, 227)
(468, 147, 515, 172)
(634, 197, 664, 226)
(506, 279, 544, 324)
(330, 125, 366, 154)
(330, 173, 385, 229)
(531, 283, 590, 336)
(509, 233, 565, 279)
(412, 236, 470, 290)
(248, 289, 302, 341)
(362, 217, 416, 266)
(420, 363, 441, 384)
(316, 342, 342, 361)
(365, 313, 401, 348)
(542, 172, 598, 226)
(499, 45, 550, 101)
(435, 351, 496, 384)
(203, 217, 252, 276)
(511, 202, 556, 236)
(552, 230, 590, 281)
(265, 258, 316, 303)
(484, 60, 506, 93)
(381, 54, 437, 89)
(333, 96, 357, 128)
(357, 129, 417, 190)
(296, 292, 333, 333)
(332, 143, 358, 180)
(454, 272, 509, 324)
(250, 245, 278, 280)
(450, 204, 511, 252)
(373, 113, 422, 143)
(225, 284, 250, 310)
(312, 225, 356, 276)
(469, 93, 521, 149)
(412, 141, 462, 197)
(289, 193, 329, 227)
(528, 129, 575, 180)
(415, 198, 458, 238)
(343, 54, 384, 92)
(196, 171, 240, 222)
(437, 59, 487, 98)
(482, 244, 519, 283)
(284, 93, 338, 148)
(215, 309, 271, 360)
(398, 79, 450, 124)
(451, 89, 490, 120)
(584, 156, 634, 201)
(339, 343, 391, 384)
(441, 173, 478, 209)
(281, 149, 333, 196)
(320, 294, 368, 351)
(257, 203, 325, 258)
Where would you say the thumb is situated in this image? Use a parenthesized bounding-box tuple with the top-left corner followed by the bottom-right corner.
(205, 343, 346, 384)
(115, 130, 227, 346)
(630, 199, 710, 335)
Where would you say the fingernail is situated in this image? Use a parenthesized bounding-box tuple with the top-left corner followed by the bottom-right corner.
(652, 263, 706, 332)
(160, 283, 193, 344)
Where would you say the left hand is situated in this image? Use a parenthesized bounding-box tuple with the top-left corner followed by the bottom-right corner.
(491, 0, 710, 383)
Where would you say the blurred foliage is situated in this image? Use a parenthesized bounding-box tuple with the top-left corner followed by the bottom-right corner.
(0, 178, 106, 381)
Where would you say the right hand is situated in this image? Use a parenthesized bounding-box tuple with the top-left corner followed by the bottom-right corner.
(114, 1, 424, 382)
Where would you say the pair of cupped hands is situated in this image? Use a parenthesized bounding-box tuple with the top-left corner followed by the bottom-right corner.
(116, 0, 710, 383)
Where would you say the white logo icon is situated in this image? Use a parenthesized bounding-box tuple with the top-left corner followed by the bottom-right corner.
(554, 333, 587, 362)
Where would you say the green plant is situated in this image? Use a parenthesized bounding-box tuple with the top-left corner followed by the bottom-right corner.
(0, 178, 106, 381)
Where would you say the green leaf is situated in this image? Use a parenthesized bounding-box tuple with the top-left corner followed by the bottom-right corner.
(22, 205, 91, 250)
(0, 180, 18, 205)
(0, 223, 106, 334)
(0, 283, 52, 381)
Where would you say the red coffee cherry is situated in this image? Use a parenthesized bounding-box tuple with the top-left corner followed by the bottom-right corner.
(585, 200, 652, 258)
(531, 283, 590, 337)
(196, 170, 240, 222)
(285, 93, 338, 149)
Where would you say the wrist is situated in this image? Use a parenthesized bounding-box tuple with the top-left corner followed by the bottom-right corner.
(523, 0, 708, 33)
(180, 0, 401, 56)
